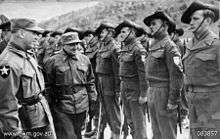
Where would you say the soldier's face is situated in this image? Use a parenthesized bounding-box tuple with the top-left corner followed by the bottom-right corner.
(149, 19, 163, 35)
(190, 10, 207, 33)
(23, 29, 39, 50)
(100, 28, 108, 40)
(120, 27, 131, 41)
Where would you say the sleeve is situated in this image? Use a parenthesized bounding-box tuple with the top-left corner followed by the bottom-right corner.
(165, 43, 184, 105)
(86, 59, 97, 102)
(0, 65, 22, 133)
(43, 57, 56, 104)
(134, 45, 148, 97)
(111, 41, 121, 93)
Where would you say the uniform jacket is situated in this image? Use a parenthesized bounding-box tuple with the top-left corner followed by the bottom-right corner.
(119, 38, 148, 99)
(0, 42, 53, 131)
(183, 30, 220, 92)
(96, 37, 120, 93)
(145, 35, 183, 104)
(45, 48, 97, 114)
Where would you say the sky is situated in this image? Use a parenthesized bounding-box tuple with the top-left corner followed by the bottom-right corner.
(0, 1, 98, 22)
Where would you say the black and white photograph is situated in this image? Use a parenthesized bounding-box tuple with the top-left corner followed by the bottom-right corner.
(0, 0, 219, 139)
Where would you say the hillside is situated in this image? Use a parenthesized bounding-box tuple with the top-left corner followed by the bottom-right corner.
(40, 0, 219, 36)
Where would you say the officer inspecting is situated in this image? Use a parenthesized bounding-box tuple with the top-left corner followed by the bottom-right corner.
(144, 11, 183, 139)
(0, 18, 56, 139)
(95, 22, 121, 139)
(115, 20, 148, 139)
(181, 1, 220, 139)
(44, 32, 97, 139)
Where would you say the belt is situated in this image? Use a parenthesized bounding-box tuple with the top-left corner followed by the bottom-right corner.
(19, 93, 43, 106)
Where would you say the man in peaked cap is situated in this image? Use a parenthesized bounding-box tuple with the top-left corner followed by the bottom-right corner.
(81, 29, 100, 138)
(64, 27, 85, 53)
(44, 31, 97, 139)
(144, 10, 183, 139)
(0, 18, 57, 139)
(116, 19, 148, 139)
(181, 1, 220, 139)
(0, 15, 11, 54)
(95, 22, 122, 139)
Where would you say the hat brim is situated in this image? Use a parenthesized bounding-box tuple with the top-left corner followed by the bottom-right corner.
(26, 26, 44, 34)
(115, 20, 146, 37)
(0, 22, 11, 30)
(143, 11, 176, 34)
(181, 1, 219, 24)
(51, 32, 63, 37)
(95, 23, 115, 35)
(64, 40, 82, 45)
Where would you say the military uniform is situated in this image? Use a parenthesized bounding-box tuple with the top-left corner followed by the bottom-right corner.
(45, 32, 97, 139)
(116, 20, 148, 139)
(144, 11, 183, 139)
(96, 35, 121, 136)
(119, 38, 148, 139)
(145, 36, 183, 139)
(183, 30, 220, 139)
(0, 43, 56, 139)
(181, 1, 220, 138)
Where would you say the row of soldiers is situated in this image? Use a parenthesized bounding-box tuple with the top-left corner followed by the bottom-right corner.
(0, 1, 220, 139)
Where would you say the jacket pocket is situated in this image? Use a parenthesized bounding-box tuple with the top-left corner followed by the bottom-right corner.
(21, 70, 35, 98)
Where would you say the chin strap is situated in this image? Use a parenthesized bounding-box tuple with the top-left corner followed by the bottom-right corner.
(122, 30, 132, 43)
(193, 17, 206, 39)
(151, 23, 164, 38)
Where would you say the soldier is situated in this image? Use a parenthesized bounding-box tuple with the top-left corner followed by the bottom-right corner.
(44, 32, 97, 139)
(81, 29, 100, 138)
(64, 27, 85, 53)
(143, 11, 183, 139)
(0, 18, 56, 139)
(0, 15, 11, 54)
(170, 28, 185, 56)
(95, 22, 121, 139)
(115, 20, 148, 139)
(49, 31, 63, 53)
(181, 1, 220, 139)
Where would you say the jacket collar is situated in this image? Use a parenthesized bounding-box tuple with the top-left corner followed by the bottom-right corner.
(7, 42, 34, 59)
(149, 35, 170, 51)
(186, 30, 218, 51)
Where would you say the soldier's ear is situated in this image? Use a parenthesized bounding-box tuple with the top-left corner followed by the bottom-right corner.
(17, 29, 25, 39)
(205, 17, 213, 25)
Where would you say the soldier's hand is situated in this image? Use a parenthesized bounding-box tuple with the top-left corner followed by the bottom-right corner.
(139, 96, 148, 104)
